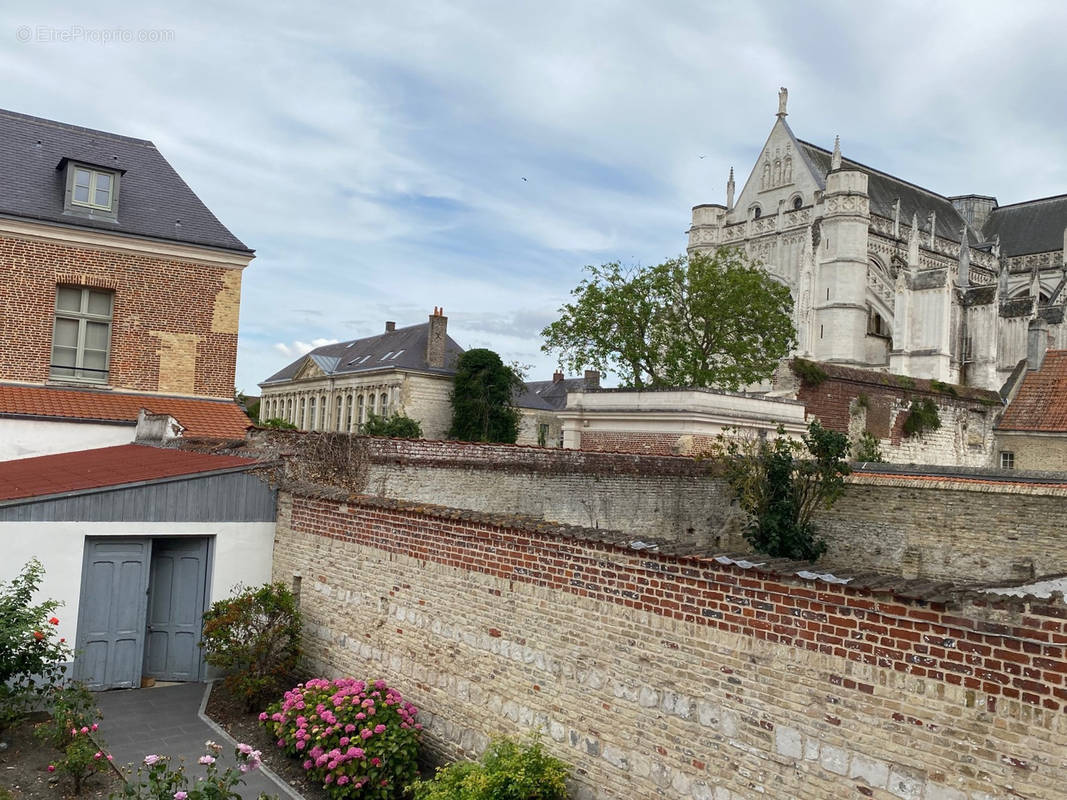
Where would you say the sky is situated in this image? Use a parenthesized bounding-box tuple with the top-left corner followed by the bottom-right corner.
(3, 1, 1067, 393)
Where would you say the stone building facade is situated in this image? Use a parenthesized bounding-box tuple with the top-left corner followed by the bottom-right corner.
(687, 89, 1067, 393)
(0, 108, 255, 458)
(258, 309, 463, 439)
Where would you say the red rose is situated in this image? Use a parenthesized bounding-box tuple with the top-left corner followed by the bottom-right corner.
(49, 617, 59, 625)
(33, 631, 44, 640)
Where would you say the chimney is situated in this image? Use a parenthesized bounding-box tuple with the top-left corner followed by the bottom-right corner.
(1027, 319, 1048, 371)
(385, 321, 396, 332)
(584, 369, 600, 389)
(553, 370, 564, 383)
(426, 307, 447, 368)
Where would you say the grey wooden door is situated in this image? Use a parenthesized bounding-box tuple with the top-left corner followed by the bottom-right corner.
(75, 538, 150, 690)
(143, 538, 208, 682)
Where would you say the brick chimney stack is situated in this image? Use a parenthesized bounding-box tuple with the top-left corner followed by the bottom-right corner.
(553, 370, 564, 383)
(426, 307, 447, 368)
(584, 369, 600, 388)
(385, 321, 396, 332)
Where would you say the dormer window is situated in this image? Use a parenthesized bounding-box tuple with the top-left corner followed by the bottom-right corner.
(59, 159, 122, 219)
(72, 167, 114, 210)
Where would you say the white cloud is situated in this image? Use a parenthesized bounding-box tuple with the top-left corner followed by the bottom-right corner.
(273, 339, 340, 359)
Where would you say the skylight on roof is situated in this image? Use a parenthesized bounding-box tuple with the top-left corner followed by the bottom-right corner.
(380, 352, 394, 360)
(390, 350, 405, 359)
(346, 355, 362, 365)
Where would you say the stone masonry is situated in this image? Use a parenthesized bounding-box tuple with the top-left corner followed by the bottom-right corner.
(274, 488, 1067, 800)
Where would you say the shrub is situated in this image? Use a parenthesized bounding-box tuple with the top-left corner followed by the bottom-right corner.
(853, 431, 885, 463)
(260, 678, 421, 799)
(791, 358, 828, 388)
(260, 417, 298, 430)
(47, 725, 112, 794)
(0, 559, 70, 733)
(111, 741, 269, 799)
(362, 412, 423, 438)
(199, 583, 302, 710)
(901, 398, 941, 438)
(412, 737, 569, 800)
(36, 681, 100, 749)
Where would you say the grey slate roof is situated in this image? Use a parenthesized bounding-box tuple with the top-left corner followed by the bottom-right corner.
(982, 195, 1067, 258)
(260, 322, 464, 385)
(797, 140, 977, 245)
(520, 376, 594, 410)
(0, 108, 251, 253)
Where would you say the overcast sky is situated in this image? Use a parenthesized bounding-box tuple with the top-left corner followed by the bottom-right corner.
(3, 1, 1066, 392)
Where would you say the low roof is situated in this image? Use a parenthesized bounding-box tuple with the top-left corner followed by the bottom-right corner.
(261, 320, 463, 385)
(0, 444, 256, 503)
(0, 384, 251, 439)
(997, 350, 1067, 432)
(521, 376, 591, 410)
(0, 108, 251, 254)
(983, 195, 1067, 258)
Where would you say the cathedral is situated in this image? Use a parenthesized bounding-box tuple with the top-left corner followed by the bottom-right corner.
(687, 89, 1067, 392)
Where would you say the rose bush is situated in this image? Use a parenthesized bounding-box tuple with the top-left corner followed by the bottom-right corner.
(260, 678, 421, 799)
(111, 740, 271, 800)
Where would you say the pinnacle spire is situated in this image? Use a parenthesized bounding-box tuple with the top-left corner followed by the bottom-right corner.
(831, 136, 842, 171)
(777, 87, 788, 118)
(726, 167, 736, 210)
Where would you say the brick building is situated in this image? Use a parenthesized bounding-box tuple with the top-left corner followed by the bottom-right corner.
(0, 109, 254, 458)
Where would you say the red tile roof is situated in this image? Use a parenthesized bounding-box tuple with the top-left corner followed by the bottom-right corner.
(998, 350, 1067, 432)
(0, 444, 258, 503)
(0, 384, 251, 439)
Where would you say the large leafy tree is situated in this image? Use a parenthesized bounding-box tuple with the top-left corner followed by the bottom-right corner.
(541, 249, 795, 390)
(449, 349, 523, 443)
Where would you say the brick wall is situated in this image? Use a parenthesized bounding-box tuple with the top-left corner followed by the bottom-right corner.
(794, 364, 1000, 467)
(0, 233, 240, 397)
(581, 431, 720, 455)
(275, 489, 1067, 800)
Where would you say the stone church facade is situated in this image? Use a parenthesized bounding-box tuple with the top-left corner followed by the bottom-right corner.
(687, 89, 1067, 392)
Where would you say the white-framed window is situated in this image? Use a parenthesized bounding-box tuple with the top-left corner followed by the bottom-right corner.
(357, 394, 365, 426)
(308, 396, 317, 430)
(380, 392, 388, 417)
(299, 397, 306, 429)
(335, 394, 343, 430)
(70, 166, 117, 212)
(50, 286, 113, 383)
(1000, 451, 1015, 469)
(346, 394, 354, 431)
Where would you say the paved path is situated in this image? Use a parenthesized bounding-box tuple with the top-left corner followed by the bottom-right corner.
(96, 682, 301, 799)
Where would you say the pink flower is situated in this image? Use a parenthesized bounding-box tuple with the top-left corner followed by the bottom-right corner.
(371, 757, 382, 767)
(374, 724, 386, 734)
(144, 755, 161, 766)
(90, 723, 98, 731)
(360, 728, 373, 739)
(258, 712, 268, 721)
(47, 765, 55, 772)
(80, 726, 89, 734)
(94, 752, 102, 760)
(198, 755, 215, 765)
(237, 743, 253, 755)
(174, 793, 188, 800)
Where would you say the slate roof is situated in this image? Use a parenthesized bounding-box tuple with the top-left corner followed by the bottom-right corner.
(983, 195, 1067, 258)
(797, 140, 977, 244)
(0, 384, 252, 438)
(0, 444, 256, 503)
(521, 376, 596, 411)
(0, 108, 251, 253)
(260, 321, 464, 385)
(997, 350, 1067, 432)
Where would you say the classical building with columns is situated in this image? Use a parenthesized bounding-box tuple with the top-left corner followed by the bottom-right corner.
(258, 309, 463, 438)
(687, 89, 1067, 392)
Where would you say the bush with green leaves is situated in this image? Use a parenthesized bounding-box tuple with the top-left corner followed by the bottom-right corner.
(47, 724, 112, 794)
(362, 412, 423, 438)
(716, 421, 851, 561)
(853, 431, 885, 463)
(449, 349, 523, 443)
(0, 559, 70, 733)
(36, 681, 100, 749)
(412, 737, 569, 800)
(111, 741, 272, 800)
(199, 583, 302, 710)
(261, 678, 421, 799)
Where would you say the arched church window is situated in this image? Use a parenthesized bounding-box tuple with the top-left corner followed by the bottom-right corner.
(752, 205, 762, 220)
(792, 195, 803, 211)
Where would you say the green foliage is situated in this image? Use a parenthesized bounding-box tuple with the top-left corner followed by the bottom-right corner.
(792, 358, 828, 388)
(199, 583, 302, 711)
(902, 398, 941, 438)
(110, 742, 272, 800)
(855, 393, 870, 410)
(260, 417, 297, 430)
(717, 422, 851, 561)
(853, 431, 885, 463)
(412, 737, 569, 800)
(236, 391, 261, 422)
(48, 726, 111, 795)
(929, 379, 958, 397)
(262, 678, 421, 799)
(36, 681, 99, 749)
(541, 249, 795, 390)
(0, 559, 70, 733)
(362, 412, 423, 438)
(449, 349, 523, 443)
(893, 375, 916, 390)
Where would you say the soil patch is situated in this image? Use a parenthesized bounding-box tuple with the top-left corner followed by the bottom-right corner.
(0, 717, 122, 800)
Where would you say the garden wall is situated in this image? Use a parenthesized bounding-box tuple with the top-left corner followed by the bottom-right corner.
(274, 487, 1067, 800)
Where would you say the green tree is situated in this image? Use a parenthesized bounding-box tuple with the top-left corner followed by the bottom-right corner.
(449, 349, 523, 443)
(542, 249, 795, 390)
(363, 412, 423, 438)
(716, 421, 851, 561)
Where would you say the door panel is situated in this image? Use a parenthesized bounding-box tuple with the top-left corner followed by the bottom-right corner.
(144, 538, 208, 682)
(75, 539, 149, 690)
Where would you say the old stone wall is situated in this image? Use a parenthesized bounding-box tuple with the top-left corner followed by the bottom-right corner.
(0, 233, 239, 397)
(275, 489, 1067, 800)
(994, 432, 1067, 472)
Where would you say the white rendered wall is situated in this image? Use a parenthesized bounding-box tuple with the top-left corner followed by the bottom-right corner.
(0, 418, 135, 461)
(0, 521, 276, 647)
